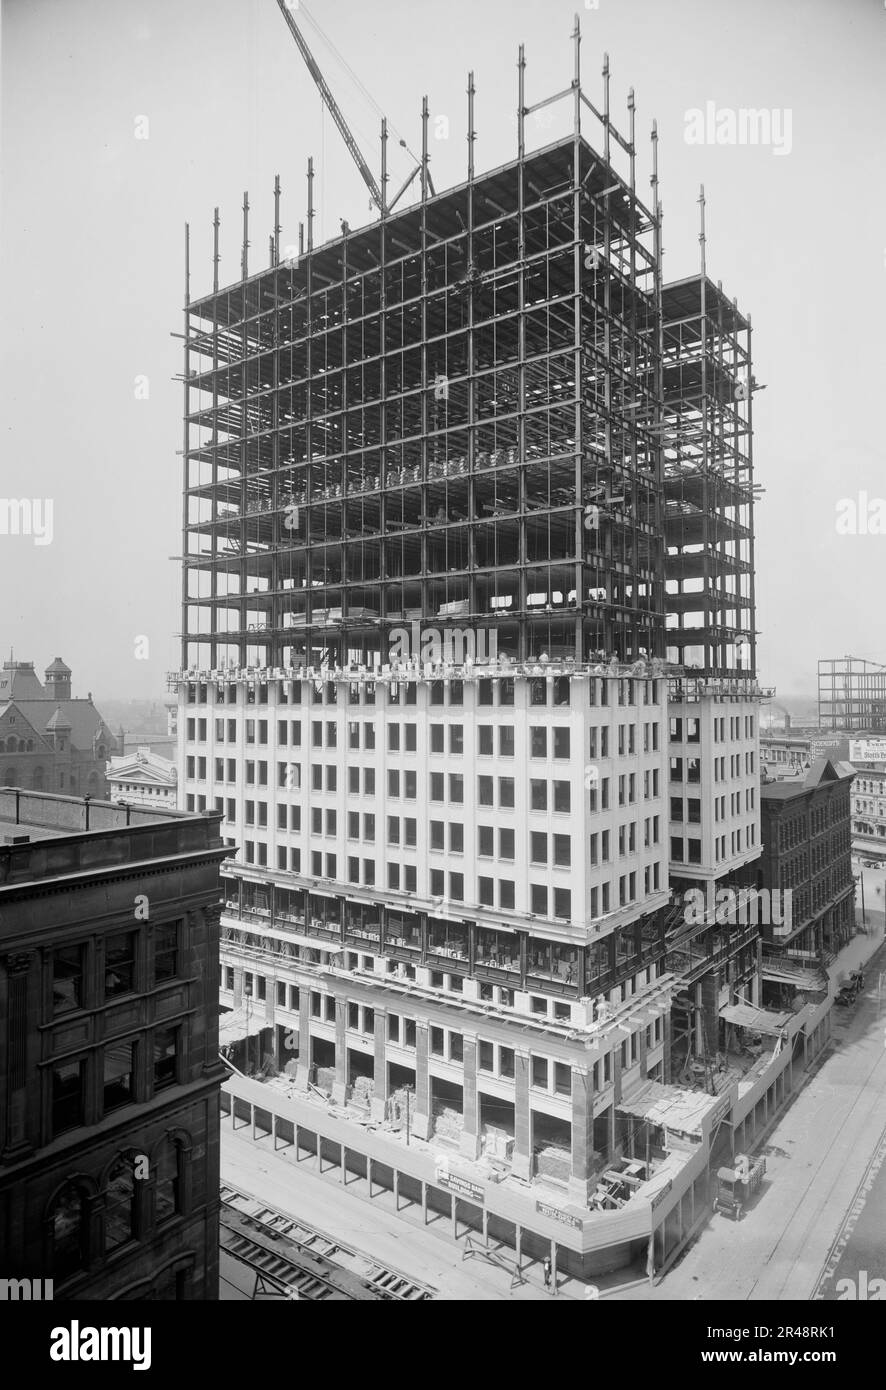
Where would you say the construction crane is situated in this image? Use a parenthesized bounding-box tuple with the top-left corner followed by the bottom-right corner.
(274, 0, 385, 215)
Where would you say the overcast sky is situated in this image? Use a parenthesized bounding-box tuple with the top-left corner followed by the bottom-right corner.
(1, 0, 884, 702)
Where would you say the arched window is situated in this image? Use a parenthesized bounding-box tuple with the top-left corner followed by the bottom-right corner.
(48, 1182, 88, 1280)
(32, 766, 45, 790)
(105, 1153, 138, 1251)
(27, 739, 34, 751)
(7, 737, 17, 753)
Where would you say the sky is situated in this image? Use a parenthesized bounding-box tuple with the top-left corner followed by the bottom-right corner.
(1, 0, 884, 703)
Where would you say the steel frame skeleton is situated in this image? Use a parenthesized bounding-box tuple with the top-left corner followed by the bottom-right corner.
(179, 22, 668, 676)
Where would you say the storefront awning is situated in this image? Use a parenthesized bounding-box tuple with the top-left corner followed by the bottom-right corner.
(219, 1006, 267, 1045)
(761, 960, 827, 991)
(285, 934, 344, 953)
(719, 1002, 793, 1036)
(617, 1080, 711, 1137)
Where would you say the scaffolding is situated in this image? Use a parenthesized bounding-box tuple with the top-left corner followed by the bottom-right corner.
(180, 20, 669, 675)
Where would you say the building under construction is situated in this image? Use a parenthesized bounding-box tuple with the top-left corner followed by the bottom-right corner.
(172, 8, 829, 1285)
(818, 656, 886, 733)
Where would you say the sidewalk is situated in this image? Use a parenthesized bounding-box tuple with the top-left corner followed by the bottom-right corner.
(619, 933, 886, 1301)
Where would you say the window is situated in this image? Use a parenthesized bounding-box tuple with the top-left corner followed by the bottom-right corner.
(478, 825, 494, 856)
(531, 1056, 548, 1088)
(530, 779, 547, 811)
(499, 726, 514, 757)
(530, 727, 547, 758)
(479, 726, 493, 755)
(450, 823, 464, 853)
(553, 781, 571, 813)
(154, 1140, 183, 1223)
(105, 1154, 137, 1251)
(553, 834, 571, 867)
(153, 1027, 179, 1090)
(553, 887, 571, 920)
(449, 774, 464, 804)
(499, 778, 514, 808)
(430, 724, 444, 753)
(105, 932, 136, 998)
(52, 1059, 85, 1135)
(154, 921, 179, 983)
(553, 728, 570, 759)
(450, 726, 464, 755)
(499, 827, 515, 859)
(430, 772, 444, 801)
(479, 776, 493, 806)
(50, 1183, 87, 1280)
(103, 1041, 135, 1112)
(53, 944, 84, 1015)
(430, 820, 445, 851)
(530, 832, 547, 864)
(530, 884, 548, 915)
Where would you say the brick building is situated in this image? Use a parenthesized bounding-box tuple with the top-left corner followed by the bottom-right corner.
(0, 657, 118, 798)
(759, 759, 855, 962)
(0, 789, 227, 1300)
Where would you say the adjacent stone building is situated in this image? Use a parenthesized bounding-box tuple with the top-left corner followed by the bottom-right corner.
(759, 758, 856, 962)
(0, 789, 227, 1300)
(0, 656, 117, 798)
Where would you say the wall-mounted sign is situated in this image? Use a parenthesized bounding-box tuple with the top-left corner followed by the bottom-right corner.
(535, 1200, 583, 1230)
(439, 1171, 485, 1203)
(850, 740, 886, 766)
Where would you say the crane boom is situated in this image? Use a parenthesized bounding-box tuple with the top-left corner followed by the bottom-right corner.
(274, 0, 385, 214)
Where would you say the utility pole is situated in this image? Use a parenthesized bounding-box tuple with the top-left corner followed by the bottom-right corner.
(245, 978, 253, 1075)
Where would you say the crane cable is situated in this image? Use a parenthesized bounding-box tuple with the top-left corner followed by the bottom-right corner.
(299, 1, 423, 167)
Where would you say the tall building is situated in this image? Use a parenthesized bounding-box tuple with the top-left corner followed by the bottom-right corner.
(171, 35, 817, 1281)
(759, 759, 855, 961)
(0, 789, 227, 1299)
(0, 656, 117, 798)
(659, 236, 769, 1074)
(848, 738, 886, 863)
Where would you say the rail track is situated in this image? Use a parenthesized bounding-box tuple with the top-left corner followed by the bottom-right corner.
(220, 1182, 435, 1301)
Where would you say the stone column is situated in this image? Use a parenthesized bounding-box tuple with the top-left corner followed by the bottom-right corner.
(459, 1036, 481, 1159)
(2, 952, 35, 1160)
(568, 1066, 594, 1204)
(411, 1022, 432, 1140)
(370, 1010, 388, 1121)
(293, 1005, 313, 1090)
(511, 1050, 532, 1180)
(331, 998, 348, 1103)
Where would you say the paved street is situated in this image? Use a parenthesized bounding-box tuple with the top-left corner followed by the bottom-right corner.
(221, 878, 886, 1303)
(622, 914, 886, 1302)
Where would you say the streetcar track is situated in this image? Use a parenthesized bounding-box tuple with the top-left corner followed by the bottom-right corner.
(743, 980, 886, 1300)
